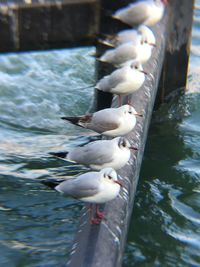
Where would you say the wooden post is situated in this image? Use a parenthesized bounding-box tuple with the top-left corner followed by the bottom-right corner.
(93, 0, 133, 111)
(0, 0, 100, 52)
(156, 0, 195, 104)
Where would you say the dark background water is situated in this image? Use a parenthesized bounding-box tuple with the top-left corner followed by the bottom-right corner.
(124, 1, 200, 266)
(0, 1, 200, 267)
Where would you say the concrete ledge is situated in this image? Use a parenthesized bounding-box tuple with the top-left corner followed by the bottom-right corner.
(67, 15, 168, 267)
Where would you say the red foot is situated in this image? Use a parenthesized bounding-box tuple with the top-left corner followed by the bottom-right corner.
(96, 210, 105, 219)
(90, 218, 101, 225)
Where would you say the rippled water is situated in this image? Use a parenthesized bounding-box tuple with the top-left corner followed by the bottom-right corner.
(0, 49, 95, 266)
(0, 2, 200, 267)
(123, 1, 200, 266)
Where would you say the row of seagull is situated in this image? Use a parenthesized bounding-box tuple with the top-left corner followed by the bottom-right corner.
(49, 0, 168, 225)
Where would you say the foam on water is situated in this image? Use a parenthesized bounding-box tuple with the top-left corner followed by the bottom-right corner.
(0, 48, 96, 266)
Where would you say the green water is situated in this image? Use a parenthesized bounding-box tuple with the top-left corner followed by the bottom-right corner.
(0, 2, 200, 267)
(0, 48, 95, 266)
(124, 1, 200, 266)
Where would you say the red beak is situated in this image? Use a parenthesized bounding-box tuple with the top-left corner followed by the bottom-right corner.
(115, 180, 123, 187)
(149, 43, 156, 47)
(130, 146, 138, 151)
(135, 112, 143, 117)
(140, 70, 148, 75)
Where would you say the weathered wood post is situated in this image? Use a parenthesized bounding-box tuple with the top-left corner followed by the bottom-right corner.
(157, 0, 195, 104)
(93, 0, 132, 110)
(0, 0, 100, 52)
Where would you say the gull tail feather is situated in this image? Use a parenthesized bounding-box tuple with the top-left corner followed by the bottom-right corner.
(61, 116, 81, 126)
(41, 178, 65, 189)
(49, 151, 69, 159)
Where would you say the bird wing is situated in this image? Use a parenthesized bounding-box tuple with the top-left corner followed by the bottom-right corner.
(56, 172, 101, 198)
(107, 67, 128, 88)
(97, 66, 127, 92)
(115, 2, 150, 26)
(69, 140, 115, 166)
(61, 114, 92, 128)
(90, 110, 120, 133)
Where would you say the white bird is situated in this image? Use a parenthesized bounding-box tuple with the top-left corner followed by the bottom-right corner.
(99, 34, 156, 66)
(95, 61, 147, 106)
(55, 168, 122, 224)
(61, 105, 142, 137)
(49, 137, 137, 171)
(100, 25, 156, 48)
(112, 0, 168, 27)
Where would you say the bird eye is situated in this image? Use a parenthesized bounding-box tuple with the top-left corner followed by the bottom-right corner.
(122, 141, 126, 147)
(108, 175, 112, 180)
(128, 111, 132, 114)
(135, 65, 138, 69)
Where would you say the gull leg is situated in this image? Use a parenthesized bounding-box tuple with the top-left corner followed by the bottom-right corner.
(118, 95, 122, 107)
(95, 205, 105, 220)
(89, 204, 101, 225)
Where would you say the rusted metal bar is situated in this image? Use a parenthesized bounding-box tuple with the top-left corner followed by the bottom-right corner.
(0, 0, 100, 52)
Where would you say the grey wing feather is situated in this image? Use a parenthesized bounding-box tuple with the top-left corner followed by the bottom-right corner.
(97, 67, 127, 92)
(90, 119, 119, 133)
(69, 140, 115, 166)
(108, 68, 128, 88)
(56, 173, 101, 198)
(117, 2, 150, 25)
(89, 110, 120, 133)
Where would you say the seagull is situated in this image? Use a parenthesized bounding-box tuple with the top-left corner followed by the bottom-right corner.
(99, 25, 156, 48)
(99, 34, 156, 66)
(55, 168, 122, 224)
(95, 61, 147, 106)
(49, 137, 137, 171)
(61, 105, 142, 137)
(112, 0, 168, 27)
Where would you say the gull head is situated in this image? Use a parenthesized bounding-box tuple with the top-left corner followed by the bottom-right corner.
(138, 25, 156, 47)
(120, 104, 137, 116)
(117, 137, 138, 152)
(101, 168, 122, 186)
(130, 60, 148, 75)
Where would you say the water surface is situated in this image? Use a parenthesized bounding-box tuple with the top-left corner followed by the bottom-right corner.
(123, 1, 200, 266)
(0, 48, 95, 267)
